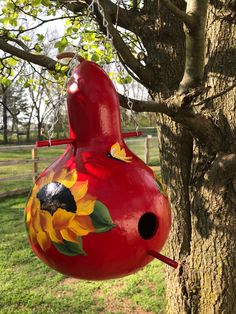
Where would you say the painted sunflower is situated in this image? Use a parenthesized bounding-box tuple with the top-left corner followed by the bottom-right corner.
(25, 168, 96, 253)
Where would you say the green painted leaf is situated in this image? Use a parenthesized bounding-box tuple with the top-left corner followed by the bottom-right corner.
(53, 239, 86, 256)
(90, 201, 116, 233)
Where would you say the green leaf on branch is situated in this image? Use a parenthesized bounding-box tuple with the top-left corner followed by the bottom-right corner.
(34, 43, 42, 53)
(42, 0, 52, 7)
(91, 53, 100, 62)
(7, 57, 18, 67)
(36, 34, 44, 41)
(117, 75, 132, 85)
(32, 0, 42, 6)
(22, 35, 31, 42)
(54, 37, 68, 53)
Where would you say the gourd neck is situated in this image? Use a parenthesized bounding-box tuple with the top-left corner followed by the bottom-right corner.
(67, 61, 123, 148)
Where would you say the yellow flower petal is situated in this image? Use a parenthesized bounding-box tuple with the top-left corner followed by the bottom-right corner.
(31, 198, 40, 217)
(69, 215, 95, 235)
(110, 142, 120, 156)
(120, 148, 126, 158)
(124, 157, 132, 163)
(32, 210, 41, 232)
(60, 228, 80, 243)
(48, 229, 63, 244)
(110, 142, 132, 163)
(76, 197, 95, 215)
(70, 181, 88, 202)
(28, 224, 37, 244)
(26, 196, 34, 211)
(40, 210, 52, 231)
(56, 169, 77, 189)
(52, 208, 75, 230)
(40, 211, 63, 243)
(37, 230, 51, 252)
(26, 211, 31, 224)
(26, 183, 38, 209)
(38, 171, 55, 187)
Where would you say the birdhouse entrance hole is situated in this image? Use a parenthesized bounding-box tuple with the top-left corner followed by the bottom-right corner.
(138, 212, 158, 240)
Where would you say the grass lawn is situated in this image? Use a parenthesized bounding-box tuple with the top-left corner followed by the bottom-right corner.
(0, 195, 166, 314)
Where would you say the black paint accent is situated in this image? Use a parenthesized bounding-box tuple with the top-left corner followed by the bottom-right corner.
(37, 182, 77, 215)
(138, 212, 159, 240)
(106, 153, 125, 163)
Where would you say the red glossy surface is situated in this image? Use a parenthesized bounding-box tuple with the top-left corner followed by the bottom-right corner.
(27, 60, 172, 280)
(36, 138, 75, 147)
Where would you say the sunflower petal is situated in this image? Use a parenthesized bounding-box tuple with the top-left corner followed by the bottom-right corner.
(37, 230, 51, 252)
(40, 211, 52, 231)
(26, 196, 34, 211)
(60, 228, 81, 243)
(48, 229, 63, 244)
(76, 197, 95, 215)
(32, 210, 41, 232)
(26, 211, 31, 224)
(57, 169, 77, 189)
(30, 197, 40, 217)
(39, 171, 55, 187)
(28, 224, 37, 244)
(70, 181, 88, 202)
(26, 184, 38, 211)
(52, 208, 75, 230)
(70, 215, 95, 234)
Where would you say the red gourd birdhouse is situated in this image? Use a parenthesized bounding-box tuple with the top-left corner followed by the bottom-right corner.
(25, 58, 176, 280)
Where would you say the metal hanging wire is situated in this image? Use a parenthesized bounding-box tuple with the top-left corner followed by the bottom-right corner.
(47, 0, 139, 143)
(94, 0, 139, 134)
(46, 1, 96, 144)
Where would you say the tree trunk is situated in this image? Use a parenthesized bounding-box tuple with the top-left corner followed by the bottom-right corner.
(2, 92, 8, 144)
(163, 2, 236, 313)
(37, 119, 43, 141)
(26, 108, 34, 142)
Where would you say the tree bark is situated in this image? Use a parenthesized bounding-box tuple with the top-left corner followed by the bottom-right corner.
(164, 1, 236, 313)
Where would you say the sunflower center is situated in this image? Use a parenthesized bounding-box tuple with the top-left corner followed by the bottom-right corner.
(37, 182, 77, 215)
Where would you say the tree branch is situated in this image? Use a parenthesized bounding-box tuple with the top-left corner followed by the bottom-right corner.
(0, 39, 58, 71)
(193, 83, 236, 107)
(95, 0, 154, 86)
(159, 0, 195, 29)
(0, 101, 19, 118)
(119, 94, 222, 152)
(60, 0, 142, 34)
(179, 0, 209, 92)
(119, 93, 171, 114)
